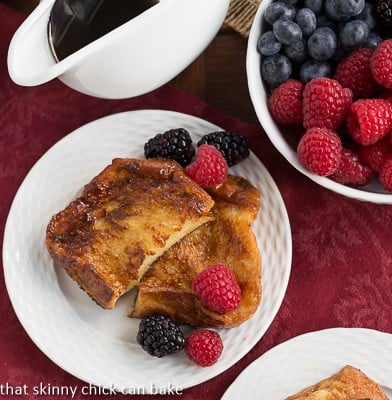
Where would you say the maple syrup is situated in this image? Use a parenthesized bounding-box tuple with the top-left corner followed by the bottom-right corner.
(49, 0, 160, 61)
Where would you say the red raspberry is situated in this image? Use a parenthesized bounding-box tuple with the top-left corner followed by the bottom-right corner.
(303, 77, 352, 131)
(380, 157, 392, 192)
(334, 48, 377, 98)
(371, 39, 392, 89)
(359, 137, 392, 172)
(346, 99, 392, 145)
(184, 144, 228, 187)
(297, 127, 342, 176)
(330, 148, 374, 186)
(184, 329, 223, 367)
(192, 264, 241, 314)
(267, 79, 304, 125)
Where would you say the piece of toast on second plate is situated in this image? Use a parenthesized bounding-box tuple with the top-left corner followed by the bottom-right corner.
(285, 365, 388, 400)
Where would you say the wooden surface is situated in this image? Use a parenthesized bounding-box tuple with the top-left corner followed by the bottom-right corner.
(2, 0, 258, 125)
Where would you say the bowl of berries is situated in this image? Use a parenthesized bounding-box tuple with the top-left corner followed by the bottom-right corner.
(247, 0, 392, 203)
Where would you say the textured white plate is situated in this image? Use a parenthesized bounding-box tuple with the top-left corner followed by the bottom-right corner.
(222, 328, 392, 399)
(3, 109, 292, 393)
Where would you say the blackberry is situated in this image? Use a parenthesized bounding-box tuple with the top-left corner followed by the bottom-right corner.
(376, 0, 392, 27)
(136, 315, 185, 358)
(144, 128, 195, 167)
(197, 131, 250, 167)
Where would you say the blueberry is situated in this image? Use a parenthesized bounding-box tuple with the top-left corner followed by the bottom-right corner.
(283, 39, 308, 63)
(280, 0, 299, 4)
(295, 8, 317, 36)
(273, 19, 303, 44)
(257, 31, 282, 56)
(339, 20, 370, 49)
(324, 0, 365, 21)
(304, 0, 324, 15)
(264, 2, 297, 25)
(299, 60, 332, 83)
(307, 27, 337, 60)
(365, 31, 383, 48)
(355, 2, 376, 30)
(375, 0, 392, 29)
(261, 53, 292, 87)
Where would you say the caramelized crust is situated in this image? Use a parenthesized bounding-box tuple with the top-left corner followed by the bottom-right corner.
(46, 158, 214, 309)
(131, 175, 262, 328)
(286, 365, 388, 400)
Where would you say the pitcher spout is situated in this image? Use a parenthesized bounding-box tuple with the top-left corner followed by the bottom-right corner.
(7, 0, 230, 99)
(7, 1, 67, 86)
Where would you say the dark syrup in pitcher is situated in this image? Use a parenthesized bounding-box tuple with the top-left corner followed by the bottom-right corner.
(49, 0, 160, 61)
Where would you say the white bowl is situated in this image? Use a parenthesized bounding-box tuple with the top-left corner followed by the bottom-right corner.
(8, 0, 229, 99)
(246, 0, 392, 204)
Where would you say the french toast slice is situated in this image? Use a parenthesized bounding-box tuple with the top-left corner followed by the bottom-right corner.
(46, 158, 214, 309)
(285, 365, 388, 400)
(130, 175, 262, 328)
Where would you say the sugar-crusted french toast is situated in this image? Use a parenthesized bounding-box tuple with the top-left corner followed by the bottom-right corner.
(46, 158, 214, 309)
(285, 365, 388, 400)
(130, 175, 262, 328)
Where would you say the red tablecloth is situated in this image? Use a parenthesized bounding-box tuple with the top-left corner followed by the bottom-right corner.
(1, 3, 391, 400)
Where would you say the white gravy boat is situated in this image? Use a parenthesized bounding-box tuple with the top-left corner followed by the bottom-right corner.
(8, 0, 229, 99)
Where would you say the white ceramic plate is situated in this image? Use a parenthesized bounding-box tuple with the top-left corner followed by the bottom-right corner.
(3, 110, 292, 393)
(222, 328, 392, 399)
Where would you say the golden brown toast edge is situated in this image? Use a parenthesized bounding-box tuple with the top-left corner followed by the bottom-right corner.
(46, 158, 214, 309)
(130, 175, 262, 328)
(285, 365, 388, 400)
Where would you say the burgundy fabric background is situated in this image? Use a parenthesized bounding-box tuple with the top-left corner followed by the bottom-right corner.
(0, 4, 391, 399)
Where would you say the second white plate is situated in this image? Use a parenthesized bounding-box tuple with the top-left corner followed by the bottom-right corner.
(222, 328, 392, 399)
(3, 110, 292, 393)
